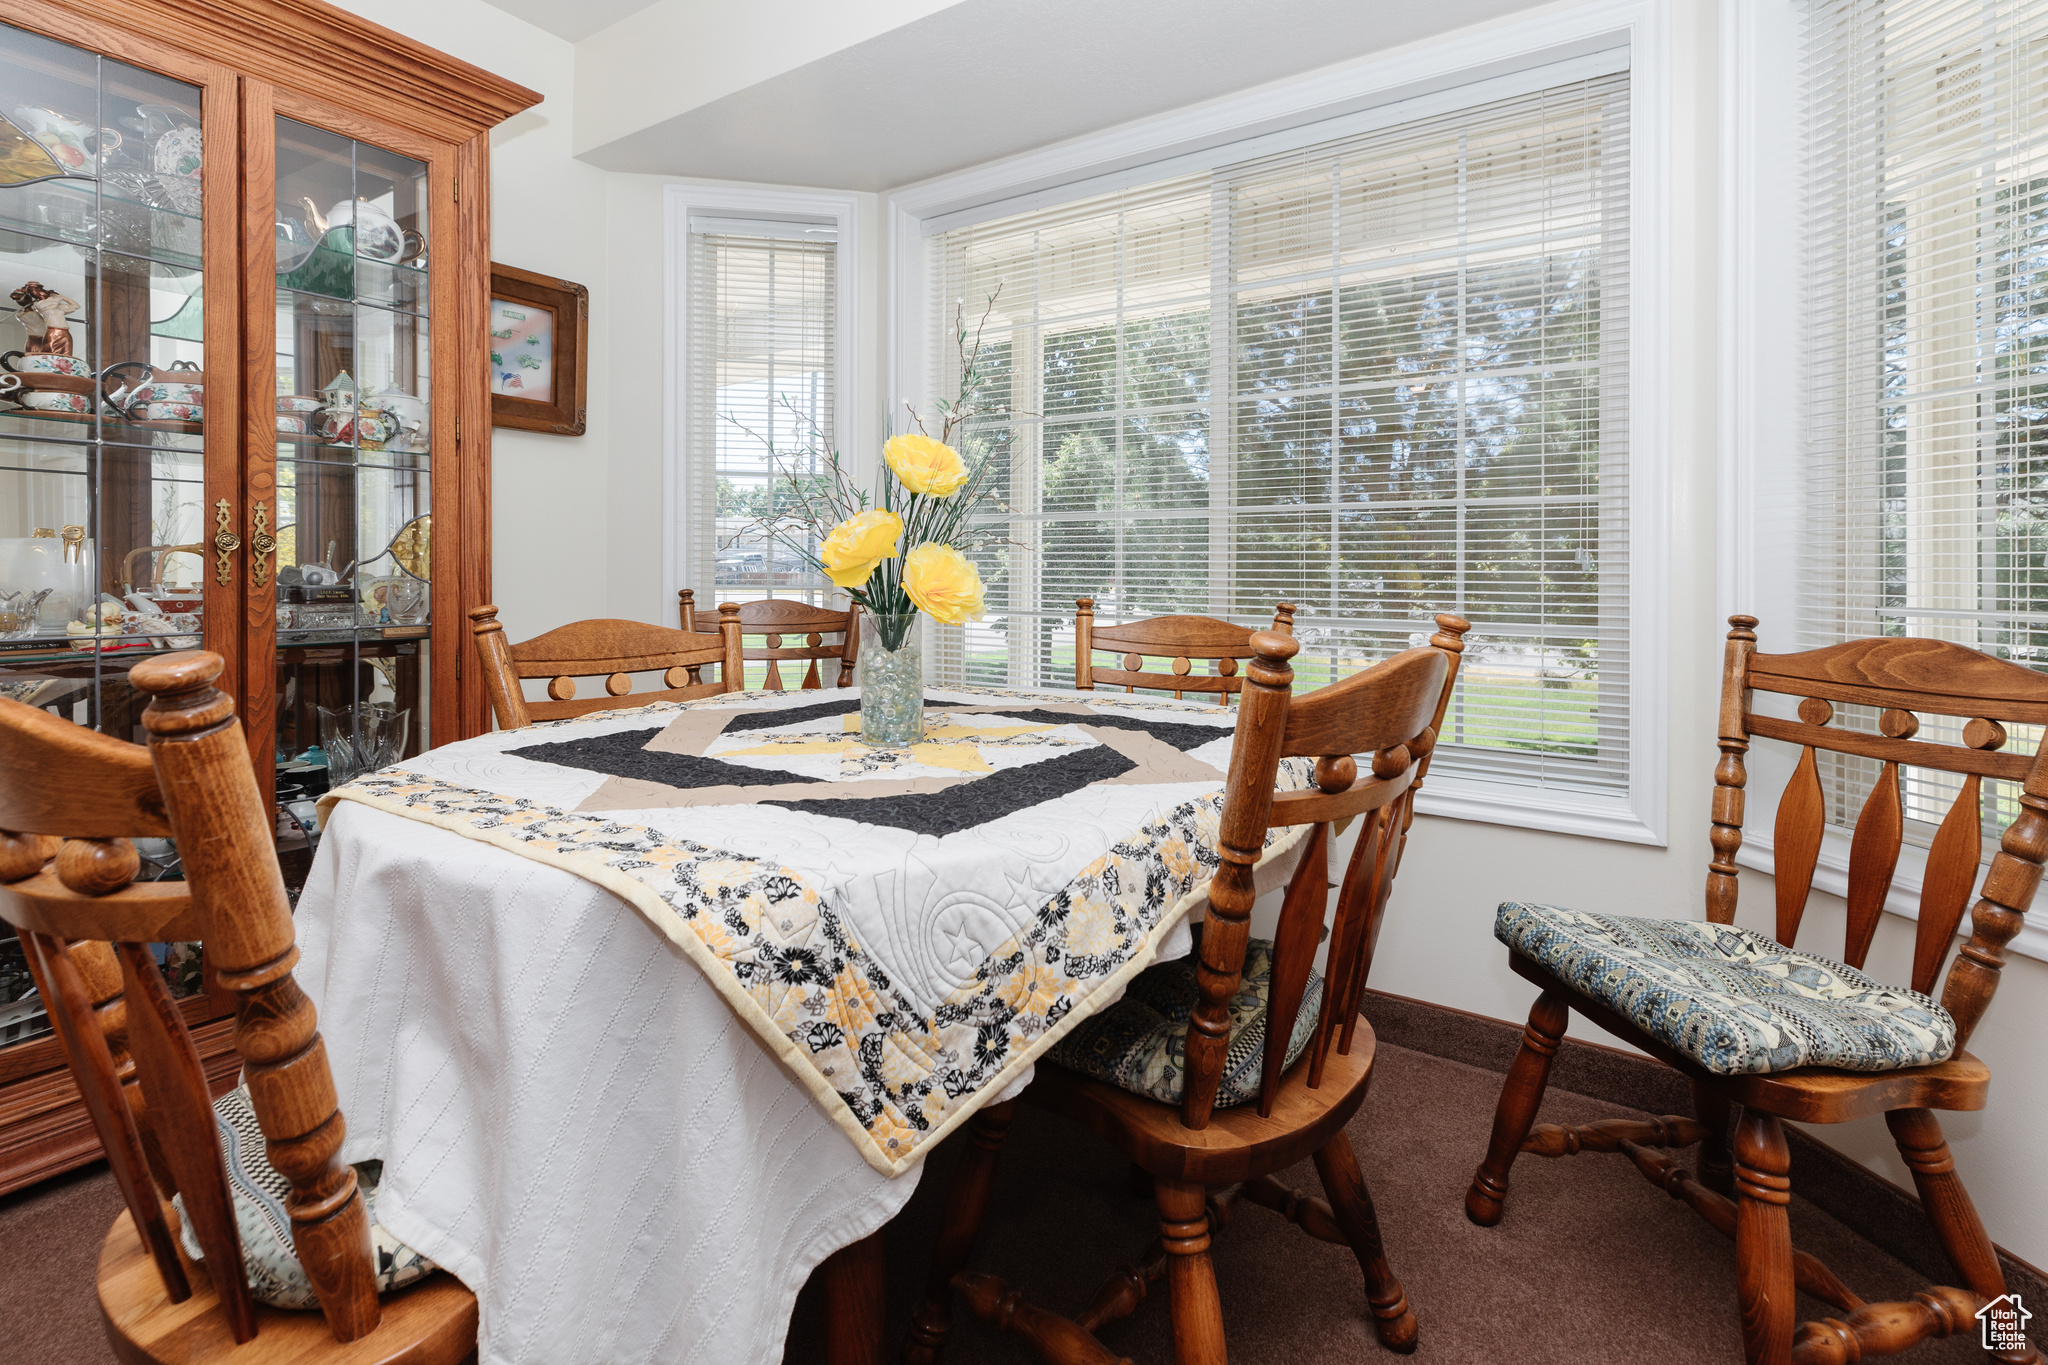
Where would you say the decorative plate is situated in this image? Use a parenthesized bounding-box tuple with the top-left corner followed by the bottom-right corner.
(0, 114, 65, 186)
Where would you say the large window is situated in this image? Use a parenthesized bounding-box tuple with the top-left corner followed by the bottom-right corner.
(932, 72, 1633, 797)
(683, 217, 838, 600)
(1797, 0, 2048, 838)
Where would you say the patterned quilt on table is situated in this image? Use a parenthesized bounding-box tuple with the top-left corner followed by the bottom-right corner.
(320, 686, 1314, 1176)
(1495, 902, 1956, 1075)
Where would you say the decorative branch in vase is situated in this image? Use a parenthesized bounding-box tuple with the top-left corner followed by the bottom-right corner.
(732, 294, 1014, 745)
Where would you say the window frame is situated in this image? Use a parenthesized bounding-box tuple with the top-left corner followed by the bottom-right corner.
(1719, 0, 2048, 964)
(888, 0, 1672, 845)
(662, 183, 864, 617)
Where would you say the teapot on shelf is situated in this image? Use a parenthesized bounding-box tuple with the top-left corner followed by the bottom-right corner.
(300, 197, 424, 266)
(361, 385, 427, 452)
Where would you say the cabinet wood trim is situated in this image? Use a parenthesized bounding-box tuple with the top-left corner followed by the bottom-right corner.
(0, 1014, 240, 1197)
(15, 0, 540, 142)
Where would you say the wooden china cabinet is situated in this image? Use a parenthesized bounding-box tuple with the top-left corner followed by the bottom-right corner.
(0, 0, 536, 1193)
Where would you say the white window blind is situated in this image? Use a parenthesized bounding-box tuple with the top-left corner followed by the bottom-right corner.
(932, 72, 1633, 796)
(685, 226, 837, 598)
(1798, 0, 2048, 837)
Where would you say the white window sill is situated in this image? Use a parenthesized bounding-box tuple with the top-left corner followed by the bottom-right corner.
(1735, 826, 2048, 967)
(1415, 775, 1665, 847)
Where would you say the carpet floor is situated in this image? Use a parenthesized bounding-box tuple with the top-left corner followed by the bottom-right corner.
(2, 1042, 1990, 1365)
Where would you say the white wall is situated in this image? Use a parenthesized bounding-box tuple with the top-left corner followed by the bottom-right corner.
(334, 0, 614, 650)
(347, 0, 2048, 1270)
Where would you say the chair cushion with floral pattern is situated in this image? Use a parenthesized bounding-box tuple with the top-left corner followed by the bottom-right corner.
(173, 1084, 438, 1310)
(1495, 902, 1956, 1076)
(1046, 937, 1323, 1106)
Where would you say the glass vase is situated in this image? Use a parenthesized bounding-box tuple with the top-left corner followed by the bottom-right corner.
(316, 702, 411, 784)
(858, 611, 924, 746)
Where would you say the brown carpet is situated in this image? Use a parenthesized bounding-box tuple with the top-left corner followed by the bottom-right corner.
(0, 1158, 127, 1364)
(0, 1044, 1995, 1365)
(783, 1044, 1994, 1364)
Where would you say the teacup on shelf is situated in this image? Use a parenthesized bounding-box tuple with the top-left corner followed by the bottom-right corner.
(1, 351, 93, 378)
(277, 413, 308, 435)
(135, 381, 204, 405)
(20, 390, 93, 414)
(318, 408, 397, 446)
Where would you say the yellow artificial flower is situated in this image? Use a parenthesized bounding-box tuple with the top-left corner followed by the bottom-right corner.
(884, 434, 970, 498)
(902, 542, 986, 625)
(818, 508, 902, 589)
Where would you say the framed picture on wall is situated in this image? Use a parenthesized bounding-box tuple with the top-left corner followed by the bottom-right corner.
(488, 263, 588, 435)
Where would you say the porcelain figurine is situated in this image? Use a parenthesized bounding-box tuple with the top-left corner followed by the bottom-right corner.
(10, 281, 79, 355)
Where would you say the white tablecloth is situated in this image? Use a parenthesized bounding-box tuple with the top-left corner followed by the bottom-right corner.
(298, 802, 921, 1365)
(295, 688, 1315, 1364)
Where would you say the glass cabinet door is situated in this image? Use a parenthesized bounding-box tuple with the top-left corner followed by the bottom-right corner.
(0, 21, 217, 1043)
(266, 116, 432, 886)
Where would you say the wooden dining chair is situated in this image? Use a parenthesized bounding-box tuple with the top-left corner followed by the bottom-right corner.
(906, 614, 1471, 1365)
(680, 589, 861, 691)
(1466, 617, 2046, 1365)
(0, 651, 476, 1363)
(1073, 598, 1296, 705)
(468, 602, 743, 731)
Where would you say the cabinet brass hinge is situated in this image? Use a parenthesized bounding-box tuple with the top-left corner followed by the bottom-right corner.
(453, 174, 459, 204)
(455, 415, 462, 443)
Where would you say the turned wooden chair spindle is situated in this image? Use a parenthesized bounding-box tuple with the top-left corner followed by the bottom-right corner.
(1466, 617, 2047, 1365)
(906, 615, 1472, 1365)
(682, 590, 861, 691)
(0, 651, 476, 1363)
(1074, 598, 1297, 705)
(468, 602, 743, 731)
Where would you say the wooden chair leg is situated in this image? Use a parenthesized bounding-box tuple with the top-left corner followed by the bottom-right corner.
(1312, 1132, 1418, 1353)
(1694, 1079, 1735, 1196)
(1466, 989, 1568, 1226)
(1734, 1110, 1795, 1365)
(1156, 1178, 1227, 1365)
(823, 1230, 888, 1365)
(904, 1099, 1017, 1365)
(1887, 1108, 2041, 1364)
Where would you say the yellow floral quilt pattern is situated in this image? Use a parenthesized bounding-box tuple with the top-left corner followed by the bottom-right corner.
(323, 713, 1314, 1176)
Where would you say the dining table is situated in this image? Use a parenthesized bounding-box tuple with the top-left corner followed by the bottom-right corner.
(299, 681, 1322, 1365)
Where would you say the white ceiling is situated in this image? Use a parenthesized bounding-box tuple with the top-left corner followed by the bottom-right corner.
(480, 0, 662, 42)
(568, 0, 1552, 190)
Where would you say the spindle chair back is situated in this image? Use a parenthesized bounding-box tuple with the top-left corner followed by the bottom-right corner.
(1073, 597, 1296, 704)
(1466, 617, 2048, 1365)
(680, 589, 859, 691)
(1714, 622, 2048, 1030)
(468, 602, 742, 731)
(0, 651, 475, 1362)
(1182, 623, 1455, 1127)
(907, 616, 1471, 1365)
